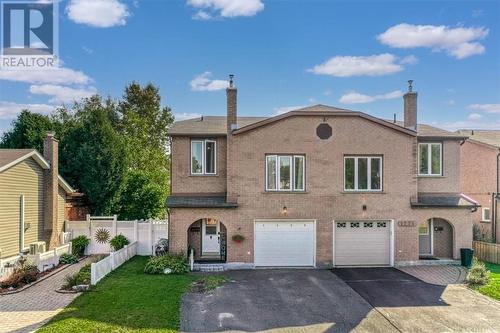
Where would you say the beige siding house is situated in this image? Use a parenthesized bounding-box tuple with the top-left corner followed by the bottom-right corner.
(0, 134, 74, 260)
(167, 78, 478, 268)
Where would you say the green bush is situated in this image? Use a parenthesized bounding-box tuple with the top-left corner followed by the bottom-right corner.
(0, 263, 40, 289)
(62, 264, 92, 290)
(72, 235, 90, 257)
(467, 259, 491, 287)
(144, 253, 188, 275)
(59, 253, 78, 265)
(110, 234, 129, 251)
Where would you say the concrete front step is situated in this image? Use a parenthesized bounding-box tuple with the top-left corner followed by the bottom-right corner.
(193, 264, 226, 272)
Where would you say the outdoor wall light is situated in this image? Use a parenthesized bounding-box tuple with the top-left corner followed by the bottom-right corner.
(282, 206, 288, 215)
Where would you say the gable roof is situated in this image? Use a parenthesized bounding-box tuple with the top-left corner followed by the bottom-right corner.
(168, 104, 462, 139)
(456, 130, 500, 149)
(0, 149, 74, 193)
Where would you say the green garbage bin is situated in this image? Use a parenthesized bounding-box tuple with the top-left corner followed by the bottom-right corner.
(460, 248, 474, 267)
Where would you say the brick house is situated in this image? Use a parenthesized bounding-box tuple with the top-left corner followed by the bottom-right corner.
(167, 78, 478, 267)
(457, 130, 500, 243)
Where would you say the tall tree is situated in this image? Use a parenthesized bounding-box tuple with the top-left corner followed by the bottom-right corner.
(0, 110, 54, 152)
(116, 83, 174, 219)
(59, 96, 127, 215)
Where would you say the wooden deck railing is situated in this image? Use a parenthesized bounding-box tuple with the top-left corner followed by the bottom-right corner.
(473, 241, 500, 264)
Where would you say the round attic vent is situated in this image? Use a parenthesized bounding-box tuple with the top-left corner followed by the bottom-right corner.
(316, 123, 332, 140)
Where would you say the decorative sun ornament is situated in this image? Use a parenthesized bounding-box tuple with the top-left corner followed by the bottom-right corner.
(95, 228, 110, 244)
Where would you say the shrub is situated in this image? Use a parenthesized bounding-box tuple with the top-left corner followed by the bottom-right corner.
(0, 263, 40, 289)
(62, 264, 92, 290)
(72, 235, 90, 257)
(144, 253, 187, 275)
(467, 259, 491, 287)
(110, 234, 129, 251)
(59, 253, 78, 265)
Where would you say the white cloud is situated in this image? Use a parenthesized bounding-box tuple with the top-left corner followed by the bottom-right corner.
(467, 113, 482, 120)
(174, 112, 203, 121)
(400, 55, 419, 65)
(82, 46, 93, 54)
(29, 84, 97, 103)
(0, 101, 54, 120)
(187, 0, 264, 19)
(66, 0, 130, 28)
(468, 103, 500, 114)
(438, 118, 500, 131)
(192, 10, 213, 20)
(0, 67, 91, 85)
(323, 90, 332, 96)
(446, 100, 456, 106)
(190, 72, 228, 91)
(339, 90, 404, 104)
(377, 23, 489, 59)
(308, 54, 404, 77)
(272, 105, 305, 116)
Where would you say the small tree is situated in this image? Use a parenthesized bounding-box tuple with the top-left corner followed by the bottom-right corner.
(0, 110, 54, 151)
(466, 258, 491, 287)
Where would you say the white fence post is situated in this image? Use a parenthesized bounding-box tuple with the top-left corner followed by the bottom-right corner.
(91, 262, 97, 285)
(190, 248, 194, 271)
(149, 221, 153, 255)
(113, 215, 118, 237)
(134, 220, 138, 242)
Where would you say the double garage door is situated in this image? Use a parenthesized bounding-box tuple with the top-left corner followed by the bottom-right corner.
(254, 219, 391, 267)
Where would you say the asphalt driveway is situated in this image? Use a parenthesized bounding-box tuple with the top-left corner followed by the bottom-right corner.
(182, 268, 500, 332)
(334, 267, 500, 332)
(181, 269, 396, 332)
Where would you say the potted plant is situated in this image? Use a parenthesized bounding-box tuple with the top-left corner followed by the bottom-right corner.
(232, 234, 245, 243)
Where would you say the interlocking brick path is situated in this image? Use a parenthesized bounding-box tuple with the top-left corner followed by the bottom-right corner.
(398, 265, 468, 285)
(0, 259, 90, 333)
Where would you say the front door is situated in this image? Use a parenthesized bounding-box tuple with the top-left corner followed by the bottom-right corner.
(202, 219, 220, 254)
(418, 219, 433, 256)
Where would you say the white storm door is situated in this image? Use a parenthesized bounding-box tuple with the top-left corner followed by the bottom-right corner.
(202, 220, 220, 253)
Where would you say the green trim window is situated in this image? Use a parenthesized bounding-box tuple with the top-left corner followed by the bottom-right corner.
(344, 156, 382, 191)
(418, 143, 442, 176)
(266, 155, 305, 191)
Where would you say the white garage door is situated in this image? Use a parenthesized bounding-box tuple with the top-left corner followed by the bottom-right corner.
(254, 220, 315, 267)
(334, 221, 391, 266)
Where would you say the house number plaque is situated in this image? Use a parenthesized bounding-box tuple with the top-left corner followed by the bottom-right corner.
(398, 220, 415, 227)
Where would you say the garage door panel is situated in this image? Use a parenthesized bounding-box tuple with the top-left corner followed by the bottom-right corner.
(255, 220, 315, 267)
(334, 221, 391, 266)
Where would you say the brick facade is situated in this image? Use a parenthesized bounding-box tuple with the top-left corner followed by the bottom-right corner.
(169, 114, 473, 266)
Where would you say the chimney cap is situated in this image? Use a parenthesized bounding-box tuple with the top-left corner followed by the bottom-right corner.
(408, 80, 414, 92)
(229, 74, 235, 88)
(46, 131, 56, 138)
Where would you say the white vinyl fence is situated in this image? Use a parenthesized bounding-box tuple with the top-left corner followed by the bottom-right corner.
(1, 241, 72, 279)
(28, 243, 72, 272)
(66, 215, 168, 256)
(91, 241, 138, 285)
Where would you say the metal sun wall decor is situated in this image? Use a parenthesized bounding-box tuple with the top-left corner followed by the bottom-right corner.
(95, 228, 111, 244)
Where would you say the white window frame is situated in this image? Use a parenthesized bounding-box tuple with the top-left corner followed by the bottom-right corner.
(418, 142, 442, 176)
(190, 139, 217, 175)
(482, 207, 491, 222)
(266, 154, 305, 192)
(343, 156, 383, 192)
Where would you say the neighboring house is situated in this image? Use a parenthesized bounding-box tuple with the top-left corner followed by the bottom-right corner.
(457, 130, 500, 243)
(167, 78, 477, 267)
(0, 133, 74, 261)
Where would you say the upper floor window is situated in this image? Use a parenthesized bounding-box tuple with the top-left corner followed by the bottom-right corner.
(344, 156, 382, 191)
(191, 139, 216, 175)
(482, 208, 491, 222)
(419, 143, 442, 176)
(266, 155, 305, 191)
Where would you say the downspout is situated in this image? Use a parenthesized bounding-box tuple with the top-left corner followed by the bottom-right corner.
(494, 151, 500, 242)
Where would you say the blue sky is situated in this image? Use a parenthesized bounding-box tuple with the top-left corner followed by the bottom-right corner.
(1, 0, 499, 134)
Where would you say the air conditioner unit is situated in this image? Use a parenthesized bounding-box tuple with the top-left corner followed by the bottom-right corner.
(29, 241, 46, 255)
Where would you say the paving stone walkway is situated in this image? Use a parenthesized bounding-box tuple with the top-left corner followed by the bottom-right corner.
(0, 259, 90, 333)
(398, 265, 468, 285)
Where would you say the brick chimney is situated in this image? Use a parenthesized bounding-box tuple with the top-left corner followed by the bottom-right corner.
(403, 80, 417, 131)
(226, 74, 237, 133)
(43, 132, 60, 249)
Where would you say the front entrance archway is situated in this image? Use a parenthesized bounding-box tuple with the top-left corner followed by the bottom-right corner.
(418, 218, 454, 259)
(187, 218, 227, 262)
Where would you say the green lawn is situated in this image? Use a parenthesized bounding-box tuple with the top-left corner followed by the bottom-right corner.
(38, 256, 196, 333)
(478, 263, 500, 301)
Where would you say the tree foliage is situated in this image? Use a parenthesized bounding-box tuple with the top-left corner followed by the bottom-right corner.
(0, 83, 174, 219)
(0, 110, 54, 152)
